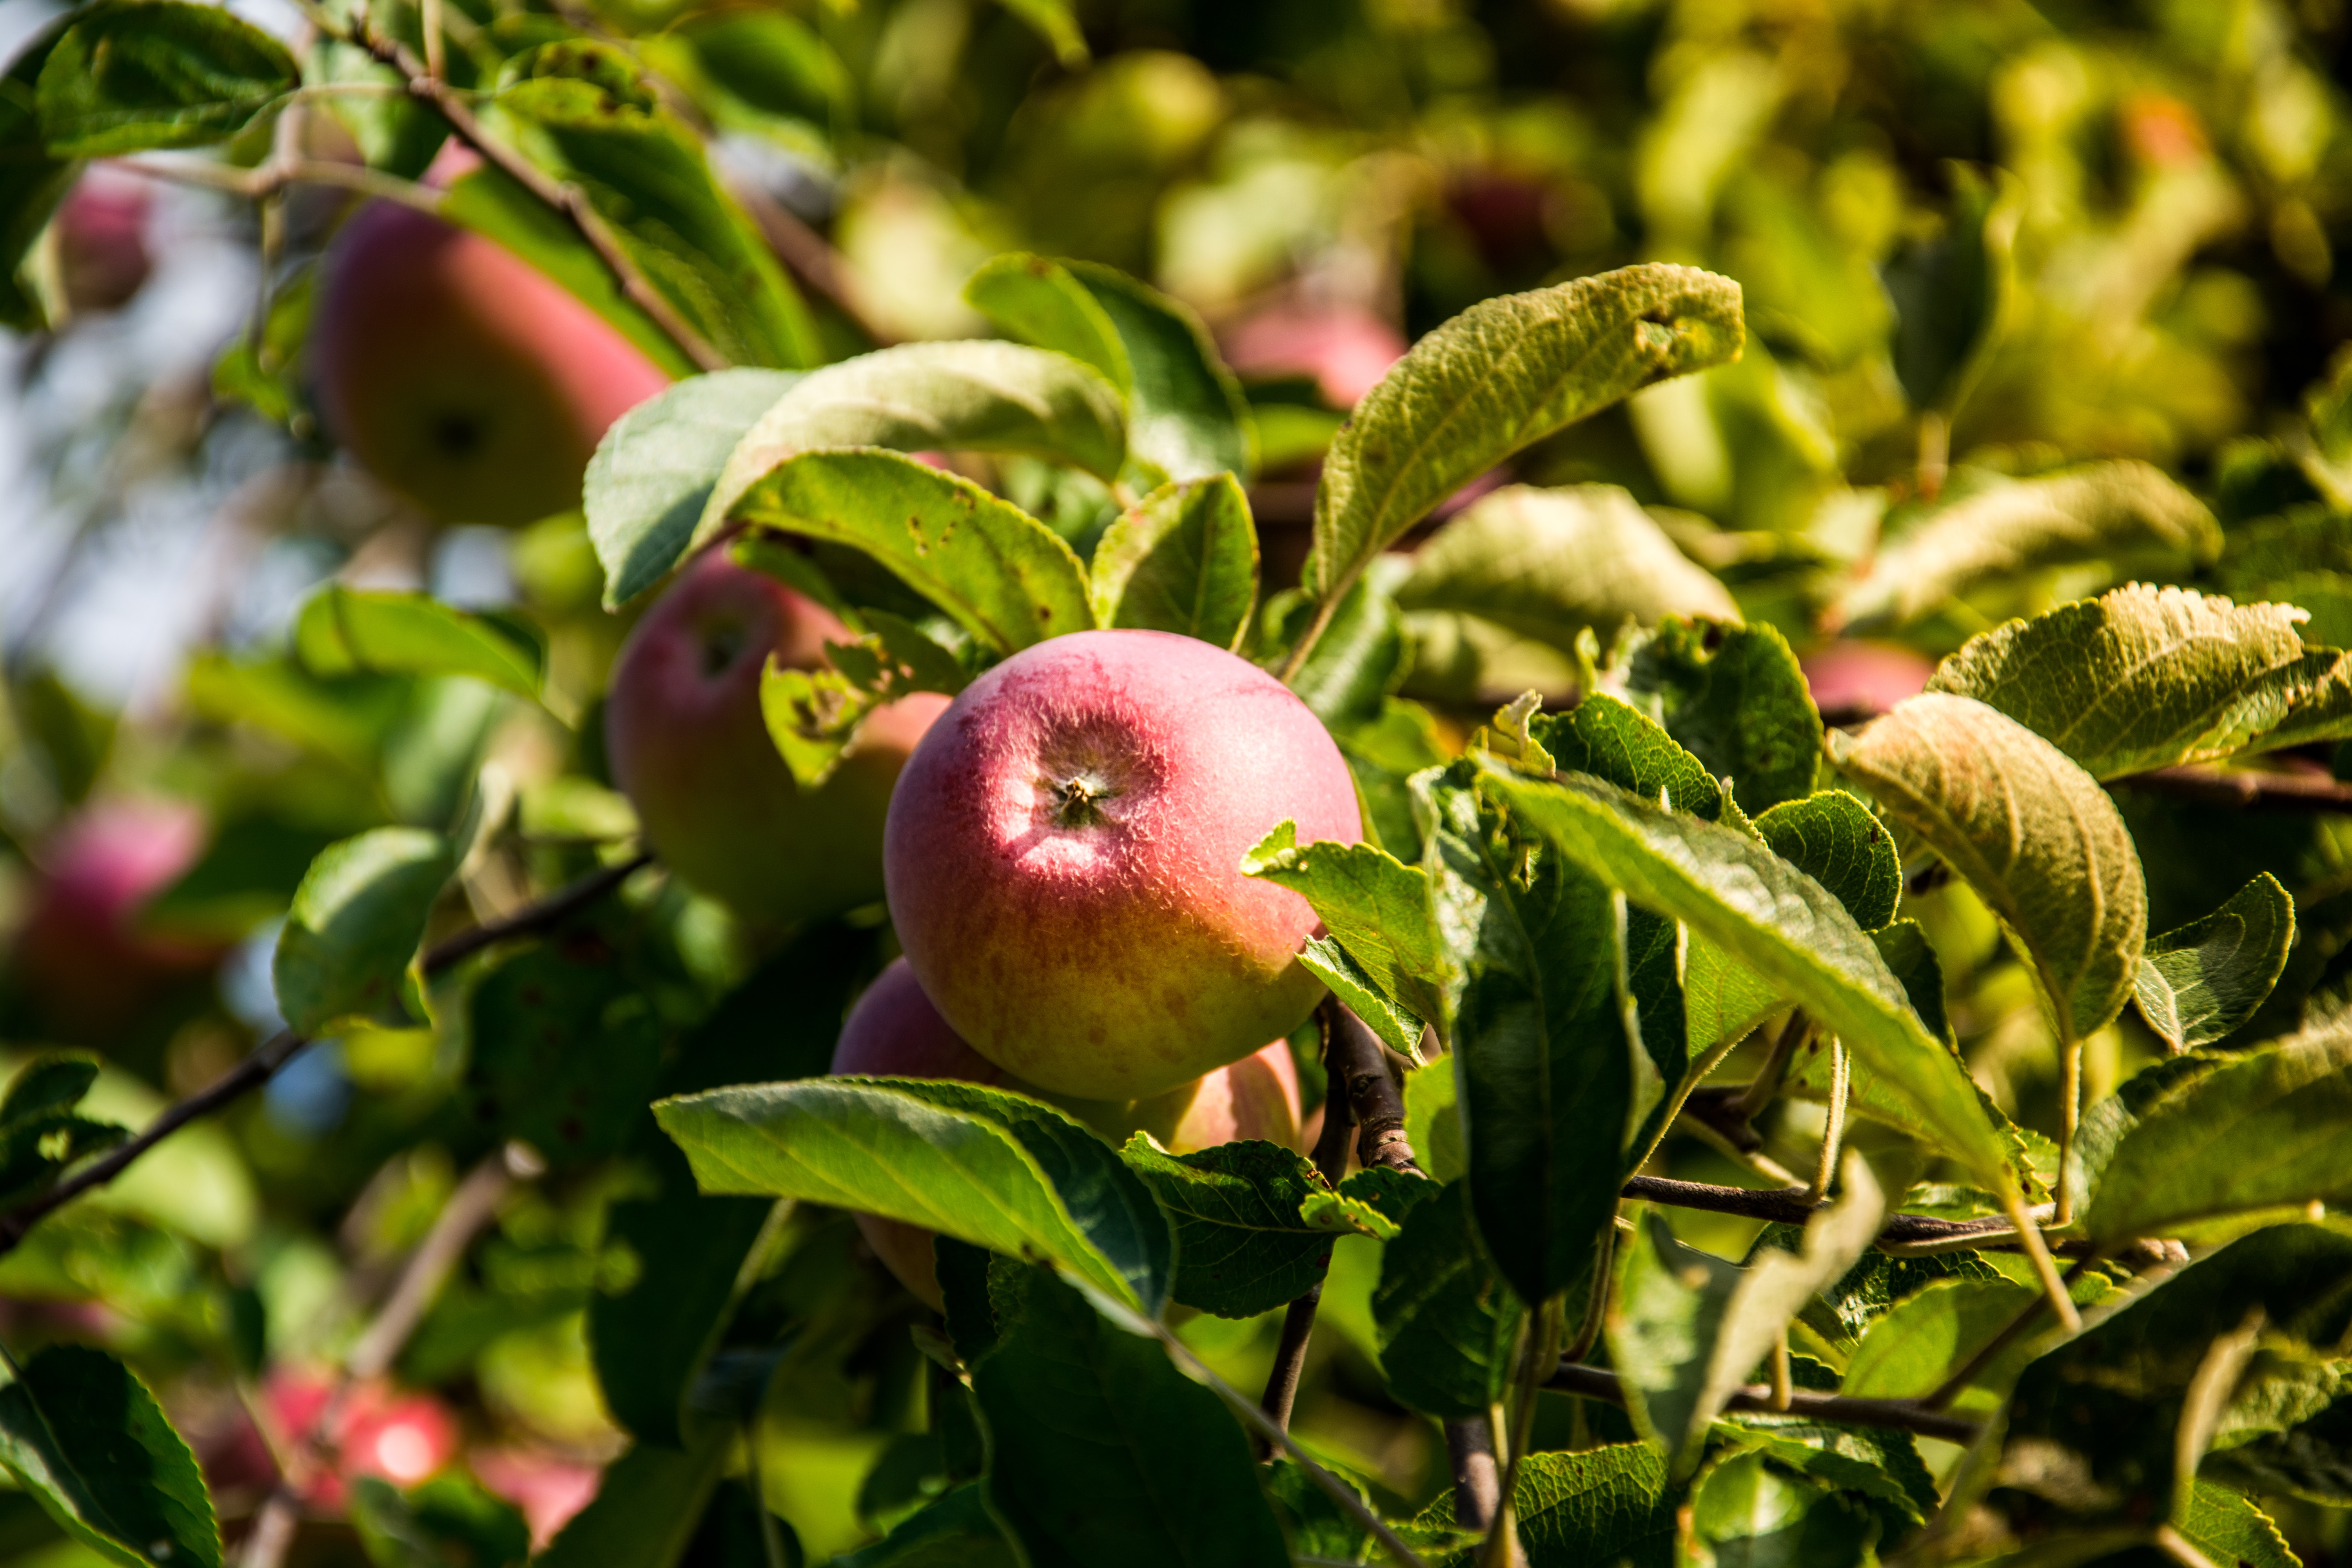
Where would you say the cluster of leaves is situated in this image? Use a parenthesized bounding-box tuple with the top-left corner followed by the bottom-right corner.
(9, 0, 2352, 1566)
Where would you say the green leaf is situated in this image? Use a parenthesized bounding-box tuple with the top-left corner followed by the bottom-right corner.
(272, 828, 455, 1037)
(1240, 821, 1444, 1043)
(696, 341, 1128, 573)
(1274, 575, 1410, 731)
(2004, 1224, 2352, 1532)
(1840, 1276, 2037, 1410)
(1410, 1445, 1678, 1568)
(971, 1261, 1287, 1568)
(1869, 920, 1951, 1043)
(1606, 1213, 1740, 1474)
(969, 254, 1250, 483)
(0, 19, 80, 332)
(733, 450, 1094, 655)
(0, 1345, 218, 1568)
(1474, 760, 2027, 1208)
(351, 1475, 530, 1568)
(1305, 265, 1743, 611)
(1372, 1181, 1522, 1419)
(1684, 1450, 1873, 1568)
(0, 1054, 127, 1209)
(462, 944, 665, 1168)
(1829, 463, 2220, 631)
(1298, 936, 1426, 1057)
(1417, 762, 1661, 1304)
(965, 256, 1131, 390)
(758, 657, 870, 790)
(2134, 873, 2296, 1051)
(2083, 1030, 2352, 1246)
(1118, 1136, 1340, 1319)
(2176, 1483, 2297, 1568)
(1087, 475, 1258, 650)
(1607, 619, 1824, 815)
(1717, 1377, 1939, 1532)
(592, 1185, 774, 1448)
(584, 369, 802, 610)
(838, 1486, 1016, 1568)
(292, 587, 543, 699)
(1924, 583, 2352, 780)
(1535, 694, 1726, 821)
(987, 0, 1089, 67)
(1754, 791, 1899, 933)
(493, 41, 817, 371)
(653, 1078, 1172, 1313)
(36, 0, 298, 158)
(1, 1056, 99, 1123)
(535, 1432, 729, 1568)
(1828, 693, 2147, 1042)
(1396, 485, 1737, 659)
(1885, 165, 2013, 416)
(1405, 1050, 1466, 1185)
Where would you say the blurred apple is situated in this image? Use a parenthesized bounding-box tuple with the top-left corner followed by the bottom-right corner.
(1799, 641, 1938, 723)
(605, 550, 951, 928)
(471, 1447, 602, 1548)
(205, 1371, 462, 1510)
(15, 798, 216, 1040)
(1222, 303, 1407, 409)
(54, 165, 152, 315)
(310, 191, 671, 526)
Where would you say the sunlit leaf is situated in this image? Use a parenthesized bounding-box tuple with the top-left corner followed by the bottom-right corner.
(2134, 873, 2295, 1051)
(272, 828, 454, 1037)
(1088, 475, 1258, 649)
(37, 0, 298, 157)
(0, 1346, 217, 1568)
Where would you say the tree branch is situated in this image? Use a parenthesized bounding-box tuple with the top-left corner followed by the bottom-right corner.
(1257, 1006, 1356, 1444)
(0, 853, 653, 1261)
(1618, 1174, 2094, 1256)
(1545, 1362, 1982, 1446)
(2110, 762, 2352, 815)
(347, 24, 730, 373)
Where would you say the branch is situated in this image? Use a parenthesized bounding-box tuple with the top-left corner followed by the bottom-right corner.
(348, 24, 730, 373)
(0, 853, 653, 1261)
(1258, 1006, 1356, 1441)
(1329, 1002, 1417, 1174)
(121, 154, 448, 217)
(1544, 1362, 1982, 1446)
(1619, 1175, 2094, 1256)
(2110, 762, 2352, 815)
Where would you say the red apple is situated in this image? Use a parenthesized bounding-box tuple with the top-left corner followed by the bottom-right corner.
(1222, 303, 1407, 409)
(884, 628, 1361, 1101)
(14, 798, 216, 1040)
(605, 550, 950, 928)
(54, 165, 151, 315)
(1799, 640, 1937, 722)
(243, 1371, 461, 1510)
(310, 199, 671, 526)
(830, 957, 1304, 1306)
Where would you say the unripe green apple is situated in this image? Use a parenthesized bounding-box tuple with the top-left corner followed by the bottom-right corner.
(605, 551, 949, 928)
(884, 628, 1361, 1101)
(311, 200, 671, 526)
(830, 957, 1303, 1307)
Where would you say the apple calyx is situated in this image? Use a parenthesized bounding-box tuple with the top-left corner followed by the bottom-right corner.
(1048, 769, 1122, 828)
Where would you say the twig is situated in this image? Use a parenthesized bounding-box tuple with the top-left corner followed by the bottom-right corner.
(1616, 1175, 2092, 1254)
(346, 23, 729, 372)
(1327, 1000, 1417, 1174)
(0, 853, 653, 1261)
(1278, 593, 1344, 685)
(1258, 1009, 1356, 1444)
(2111, 762, 2352, 815)
(243, 1151, 522, 1568)
(1446, 1421, 1499, 1534)
(419, 850, 651, 971)
(119, 155, 448, 218)
(1148, 1321, 1428, 1568)
(726, 179, 893, 347)
(1545, 1363, 1982, 1446)
(1806, 1038, 1849, 1203)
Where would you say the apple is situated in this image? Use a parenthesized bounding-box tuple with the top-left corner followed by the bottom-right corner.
(54, 165, 152, 315)
(830, 957, 1303, 1306)
(1799, 640, 1937, 724)
(884, 628, 1361, 1101)
(310, 198, 671, 526)
(1221, 303, 1407, 409)
(604, 550, 950, 928)
(14, 798, 216, 1040)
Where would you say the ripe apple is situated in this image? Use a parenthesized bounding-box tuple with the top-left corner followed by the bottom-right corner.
(14, 798, 216, 1040)
(54, 165, 152, 315)
(1222, 303, 1407, 409)
(310, 199, 671, 526)
(605, 550, 950, 928)
(1799, 640, 1937, 724)
(830, 957, 1303, 1306)
(884, 628, 1361, 1101)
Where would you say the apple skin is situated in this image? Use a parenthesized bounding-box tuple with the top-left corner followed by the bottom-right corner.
(605, 551, 950, 929)
(830, 957, 1303, 1307)
(14, 799, 217, 1040)
(1221, 304, 1407, 408)
(54, 166, 151, 315)
(884, 628, 1361, 1101)
(1799, 640, 1937, 722)
(310, 200, 671, 526)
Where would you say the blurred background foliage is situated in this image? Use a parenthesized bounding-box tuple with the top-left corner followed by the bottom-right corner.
(4, 0, 2352, 1562)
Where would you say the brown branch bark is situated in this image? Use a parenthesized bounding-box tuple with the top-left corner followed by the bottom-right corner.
(1257, 1009, 1356, 1445)
(0, 853, 653, 1262)
(1618, 1174, 2096, 1255)
(1545, 1362, 1983, 1446)
(2110, 762, 2352, 815)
